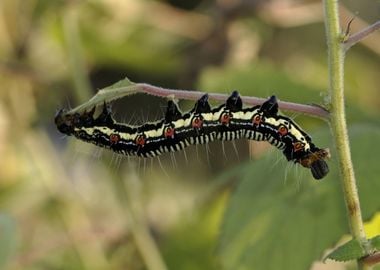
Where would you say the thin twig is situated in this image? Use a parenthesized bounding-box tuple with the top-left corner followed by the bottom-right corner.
(344, 20, 380, 50)
(68, 82, 330, 118)
(343, 16, 355, 42)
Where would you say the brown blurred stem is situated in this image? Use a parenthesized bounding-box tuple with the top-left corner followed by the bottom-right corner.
(344, 20, 380, 50)
(362, 253, 380, 267)
(68, 82, 329, 118)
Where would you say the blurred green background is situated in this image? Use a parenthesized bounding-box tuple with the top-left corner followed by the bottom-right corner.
(0, 0, 379, 269)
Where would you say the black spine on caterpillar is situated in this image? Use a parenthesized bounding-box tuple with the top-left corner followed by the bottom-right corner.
(55, 92, 330, 179)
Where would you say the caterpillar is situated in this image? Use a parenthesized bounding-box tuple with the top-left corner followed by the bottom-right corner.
(55, 91, 330, 179)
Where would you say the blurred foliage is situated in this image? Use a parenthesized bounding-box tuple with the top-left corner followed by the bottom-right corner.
(218, 126, 380, 270)
(0, 0, 379, 270)
(0, 214, 16, 269)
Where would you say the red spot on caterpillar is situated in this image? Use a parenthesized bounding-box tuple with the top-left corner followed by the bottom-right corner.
(220, 112, 231, 125)
(192, 117, 203, 128)
(278, 125, 288, 136)
(164, 127, 175, 138)
(293, 142, 304, 152)
(109, 133, 120, 145)
(252, 114, 262, 125)
(135, 135, 146, 146)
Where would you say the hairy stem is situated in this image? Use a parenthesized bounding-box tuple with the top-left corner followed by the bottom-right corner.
(323, 0, 370, 269)
(68, 82, 329, 118)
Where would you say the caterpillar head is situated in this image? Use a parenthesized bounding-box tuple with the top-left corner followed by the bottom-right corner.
(299, 148, 330, 180)
(54, 109, 77, 135)
(283, 141, 330, 180)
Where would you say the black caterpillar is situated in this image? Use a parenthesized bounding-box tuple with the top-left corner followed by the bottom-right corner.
(55, 91, 330, 179)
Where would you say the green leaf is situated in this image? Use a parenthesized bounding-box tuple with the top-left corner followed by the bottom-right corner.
(324, 235, 380, 262)
(102, 76, 134, 90)
(69, 76, 136, 113)
(218, 125, 380, 270)
(370, 235, 380, 250)
(0, 214, 16, 269)
(325, 239, 366, 262)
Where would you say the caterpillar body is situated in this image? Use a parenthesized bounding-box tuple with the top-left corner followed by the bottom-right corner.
(55, 91, 330, 179)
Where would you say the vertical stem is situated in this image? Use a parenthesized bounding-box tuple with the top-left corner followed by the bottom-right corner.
(323, 1, 370, 269)
(63, 6, 92, 103)
(112, 165, 168, 270)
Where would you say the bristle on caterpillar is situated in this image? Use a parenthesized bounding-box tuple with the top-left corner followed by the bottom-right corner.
(55, 92, 330, 179)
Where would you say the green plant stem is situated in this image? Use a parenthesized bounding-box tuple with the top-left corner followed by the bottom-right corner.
(112, 167, 168, 270)
(323, 1, 370, 269)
